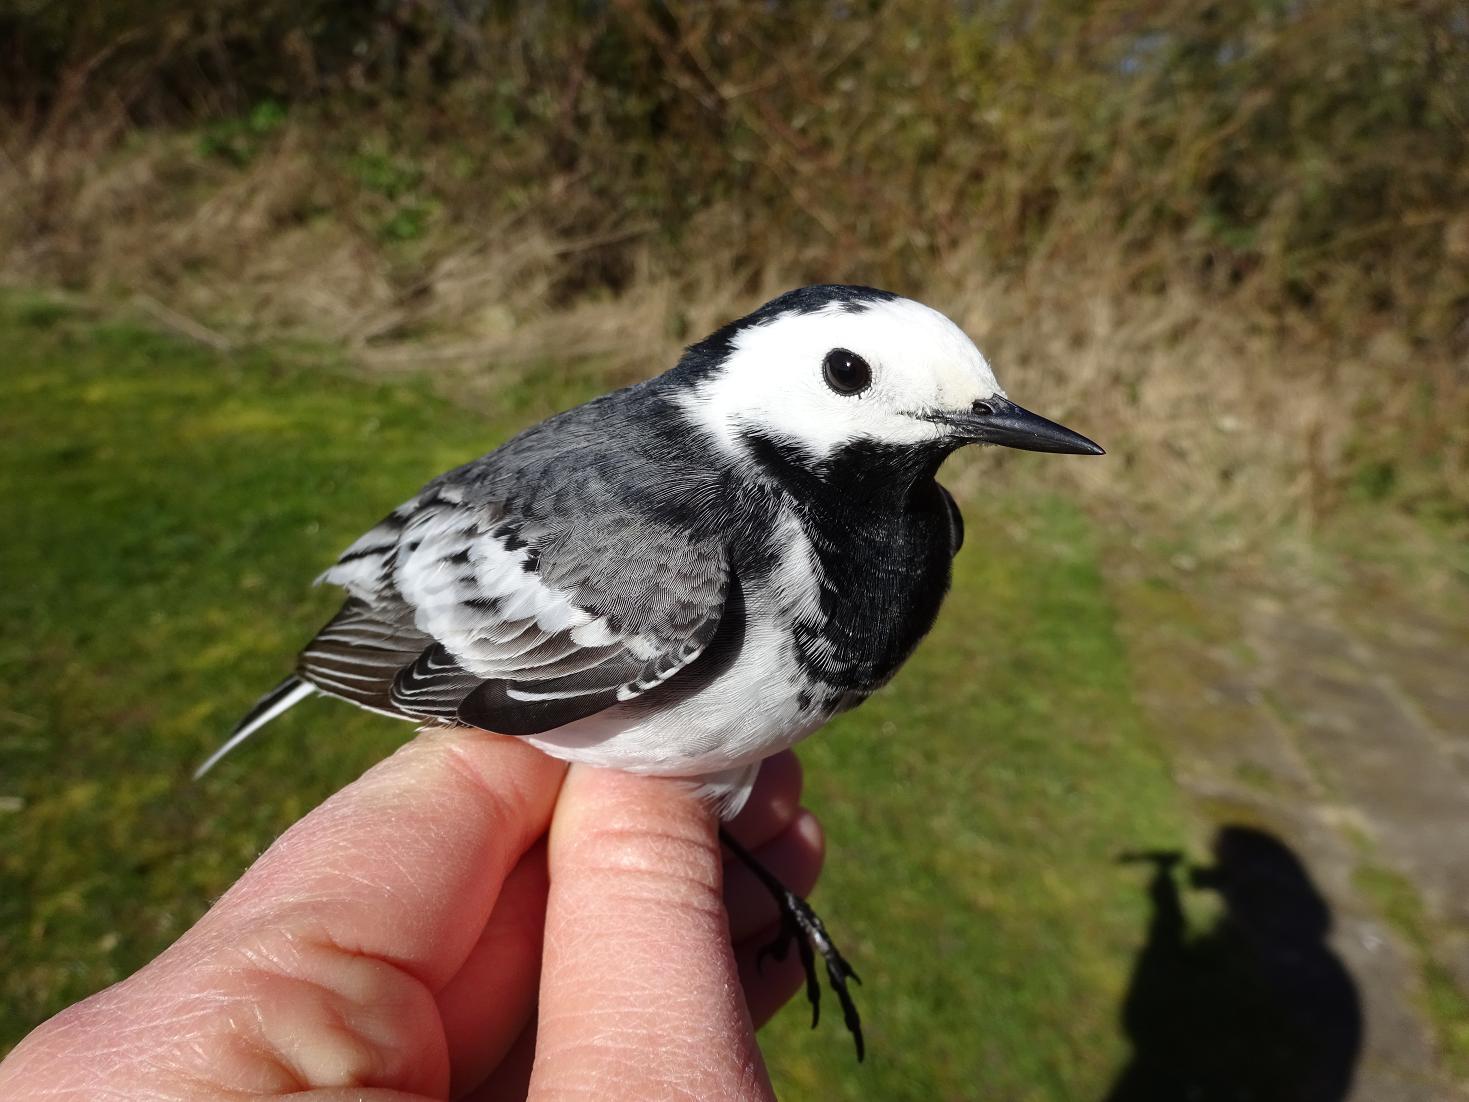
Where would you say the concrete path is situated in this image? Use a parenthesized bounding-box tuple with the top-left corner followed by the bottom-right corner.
(1110, 552, 1469, 1100)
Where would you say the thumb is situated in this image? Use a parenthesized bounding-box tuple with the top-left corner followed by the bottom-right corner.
(528, 765, 776, 1101)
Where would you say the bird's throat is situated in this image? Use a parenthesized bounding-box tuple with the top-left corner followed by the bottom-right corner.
(739, 428, 946, 511)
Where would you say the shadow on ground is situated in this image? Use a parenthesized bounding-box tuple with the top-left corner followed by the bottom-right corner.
(1107, 826, 1362, 1102)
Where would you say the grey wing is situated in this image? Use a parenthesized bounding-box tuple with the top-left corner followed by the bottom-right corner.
(303, 484, 730, 736)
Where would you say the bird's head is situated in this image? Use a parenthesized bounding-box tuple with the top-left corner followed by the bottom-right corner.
(669, 285, 1101, 488)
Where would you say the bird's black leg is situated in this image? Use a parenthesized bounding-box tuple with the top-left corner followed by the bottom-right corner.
(718, 827, 864, 1061)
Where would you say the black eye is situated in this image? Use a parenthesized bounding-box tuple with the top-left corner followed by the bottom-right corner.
(822, 348, 872, 395)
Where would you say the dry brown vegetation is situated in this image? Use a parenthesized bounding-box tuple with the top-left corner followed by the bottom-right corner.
(2, 0, 1466, 535)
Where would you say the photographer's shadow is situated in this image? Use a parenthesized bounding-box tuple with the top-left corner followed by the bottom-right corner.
(1106, 826, 1361, 1102)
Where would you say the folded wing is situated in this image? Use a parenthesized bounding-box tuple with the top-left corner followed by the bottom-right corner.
(303, 481, 730, 736)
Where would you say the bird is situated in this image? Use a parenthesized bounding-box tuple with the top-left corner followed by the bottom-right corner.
(198, 283, 1103, 1057)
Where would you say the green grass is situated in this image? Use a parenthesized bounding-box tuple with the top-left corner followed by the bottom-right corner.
(0, 295, 1189, 1097)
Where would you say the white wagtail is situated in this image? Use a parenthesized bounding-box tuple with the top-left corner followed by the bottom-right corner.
(199, 284, 1103, 1057)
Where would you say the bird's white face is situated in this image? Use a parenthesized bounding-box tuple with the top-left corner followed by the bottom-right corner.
(678, 295, 1005, 462)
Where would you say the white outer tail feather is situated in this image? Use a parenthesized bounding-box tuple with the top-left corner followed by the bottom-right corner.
(193, 678, 316, 780)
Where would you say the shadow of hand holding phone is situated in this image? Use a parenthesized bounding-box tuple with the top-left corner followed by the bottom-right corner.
(1106, 827, 1361, 1102)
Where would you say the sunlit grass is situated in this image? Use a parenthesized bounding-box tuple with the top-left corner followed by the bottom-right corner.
(0, 296, 1189, 1098)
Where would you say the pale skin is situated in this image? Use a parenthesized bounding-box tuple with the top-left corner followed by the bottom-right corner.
(0, 733, 824, 1101)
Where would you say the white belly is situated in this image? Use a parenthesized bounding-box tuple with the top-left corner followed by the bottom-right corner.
(522, 619, 822, 775)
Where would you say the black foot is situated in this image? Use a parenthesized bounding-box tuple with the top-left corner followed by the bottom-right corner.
(719, 828, 865, 1061)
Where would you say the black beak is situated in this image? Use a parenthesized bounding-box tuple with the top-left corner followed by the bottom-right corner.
(946, 396, 1104, 455)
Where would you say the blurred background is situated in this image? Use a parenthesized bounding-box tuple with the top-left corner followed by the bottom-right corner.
(1, 1, 1466, 1097)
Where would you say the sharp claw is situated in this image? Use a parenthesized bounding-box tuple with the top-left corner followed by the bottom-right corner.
(719, 828, 862, 1058)
(838, 989, 865, 1061)
(821, 950, 864, 1060)
(795, 926, 820, 1028)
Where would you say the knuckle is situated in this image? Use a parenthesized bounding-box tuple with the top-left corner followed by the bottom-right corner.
(205, 925, 445, 1094)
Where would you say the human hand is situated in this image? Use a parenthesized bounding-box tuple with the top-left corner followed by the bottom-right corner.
(0, 731, 823, 1100)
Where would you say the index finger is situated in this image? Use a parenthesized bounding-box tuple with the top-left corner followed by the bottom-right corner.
(1, 728, 568, 1101)
(188, 726, 566, 991)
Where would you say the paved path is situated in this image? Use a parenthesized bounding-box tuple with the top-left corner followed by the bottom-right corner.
(1111, 554, 1469, 1100)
